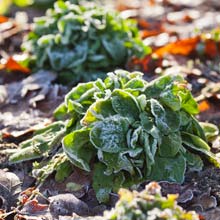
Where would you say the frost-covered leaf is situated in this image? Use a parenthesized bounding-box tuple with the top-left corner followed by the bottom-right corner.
(63, 128, 95, 172)
(181, 132, 220, 167)
(149, 99, 169, 134)
(200, 122, 219, 140)
(92, 163, 114, 203)
(124, 78, 145, 90)
(9, 122, 65, 163)
(129, 126, 142, 148)
(65, 82, 95, 113)
(178, 89, 199, 115)
(183, 150, 203, 172)
(98, 151, 134, 175)
(90, 116, 129, 153)
(81, 99, 115, 125)
(32, 153, 72, 183)
(159, 133, 182, 157)
(111, 89, 140, 122)
(149, 154, 186, 183)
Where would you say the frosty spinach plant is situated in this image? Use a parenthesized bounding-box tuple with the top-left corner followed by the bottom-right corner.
(9, 70, 220, 203)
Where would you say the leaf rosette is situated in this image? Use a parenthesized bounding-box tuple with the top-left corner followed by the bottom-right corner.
(22, 1, 150, 84)
(9, 70, 220, 203)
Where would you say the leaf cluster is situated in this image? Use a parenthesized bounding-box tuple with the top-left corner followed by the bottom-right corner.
(9, 70, 220, 203)
(104, 182, 199, 220)
(22, 1, 150, 84)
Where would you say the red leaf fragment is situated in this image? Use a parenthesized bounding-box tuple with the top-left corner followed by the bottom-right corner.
(25, 200, 48, 213)
(204, 40, 220, 58)
(0, 16, 9, 23)
(19, 187, 36, 205)
(2, 57, 30, 74)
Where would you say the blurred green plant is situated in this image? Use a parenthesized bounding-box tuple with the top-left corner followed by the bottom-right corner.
(104, 182, 200, 220)
(22, 1, 150, 84)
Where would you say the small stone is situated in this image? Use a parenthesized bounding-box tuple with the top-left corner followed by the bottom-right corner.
(49, 194, 89, 218)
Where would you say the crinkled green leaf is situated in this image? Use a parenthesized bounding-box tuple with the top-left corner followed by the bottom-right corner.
(55, 159, 73, 182)
(165, 108, 181, 132)
(102, 36, 126, 64)
(81, 99, 115, 126)
(32, 153, 72, 183)
(144, 74, 184, 99)
(129, 126, 142, 148)
(90, 115, 129, 153)
(142, 132, 158, 175)
(111, 89, 140, 122)
(92, 163, 114, 203)
(149, 99, 169, 134)
(179, 111, 191, 126)
(9, 122, 65, 163)
(178, 89, 199, 115)
(183, 150, 203, 172)
(159, 133, 182, 157)
(63, 128, 95, 172)
(65, 82, 94, 105)
(124, 78, 145, 90)
(137, 94, 147, 111)
(191, 116, 206, 141)
(159, 89, 181, 111)
(98, 151, 134, 175)
(181, 132, 220, 167)
(139, 112, 154, 132)
(149, 154, 186, 183)
(200, 122, 219, 140)
(53, 103, 68, 120)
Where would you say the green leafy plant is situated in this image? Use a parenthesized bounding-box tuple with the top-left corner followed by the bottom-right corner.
(22, 1, 150, 84)
(9, 70, 220, 203)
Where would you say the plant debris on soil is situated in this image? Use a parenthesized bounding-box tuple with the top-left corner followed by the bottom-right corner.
(2, 0, 220, 220)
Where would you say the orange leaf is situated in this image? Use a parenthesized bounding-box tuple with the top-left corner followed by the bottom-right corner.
(0, 16, 9, 23)
(154, 36, 200, 57)
(140, 30, 163, 38)
(5, 57, 30, 74)
(138, 19, 150, 29)
(204, 39, 219, 58)
(149, 0, 156, 6)
(198, 100, 210, 112)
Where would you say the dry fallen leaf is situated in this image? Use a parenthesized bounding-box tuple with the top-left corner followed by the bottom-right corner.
(154, 36, 200, 57)
(0, 170, 21, 211)
(198, 100, 211, 112)
(4, 57, 30, 74)
(204, 40, 220, 58)
(0, 16, 9, 24)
